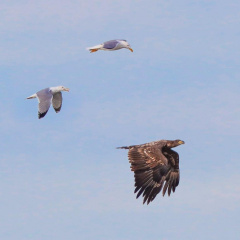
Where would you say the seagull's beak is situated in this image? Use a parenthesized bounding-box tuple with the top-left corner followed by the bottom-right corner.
(178, 140, 185, 145)
(128, 47, 133, 52)
(64, 88, 70, 92)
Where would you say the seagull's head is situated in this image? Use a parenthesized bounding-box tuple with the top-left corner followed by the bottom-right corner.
(120, 40, 133, 52)
(59, 86, 70, 92)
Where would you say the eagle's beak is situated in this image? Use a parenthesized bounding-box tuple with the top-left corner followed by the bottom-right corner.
(128, 47, 133, 52)
(65, 88, 70, 92)
(178, 140, 185, 145)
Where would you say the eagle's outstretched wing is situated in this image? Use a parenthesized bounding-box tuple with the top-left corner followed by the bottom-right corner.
(127, 145, 180, 204)
(162, 148, 180, 195)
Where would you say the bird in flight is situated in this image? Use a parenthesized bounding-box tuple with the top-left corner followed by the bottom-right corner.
(27, 86, 70, 119)
(117, 139, 185, 204)
(87, 39, 133, 53)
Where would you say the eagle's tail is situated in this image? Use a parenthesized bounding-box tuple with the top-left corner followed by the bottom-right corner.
(116, 146, 130, 149)
(117, 144, 138, 149)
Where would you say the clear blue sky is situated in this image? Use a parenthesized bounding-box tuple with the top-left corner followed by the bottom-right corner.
(0, 1, 240, 239)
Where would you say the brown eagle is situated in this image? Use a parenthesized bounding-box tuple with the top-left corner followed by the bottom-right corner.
(117, 139, 185, 204)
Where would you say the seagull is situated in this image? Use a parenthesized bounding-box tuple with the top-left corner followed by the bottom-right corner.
(27, 86, 70, 119)
(87, 39, 133, 53)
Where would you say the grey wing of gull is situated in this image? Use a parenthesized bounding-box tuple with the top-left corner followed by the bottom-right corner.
(52, 92, 62, 113)
(103, 40, 120, 49)
(36, 88, 53, 119)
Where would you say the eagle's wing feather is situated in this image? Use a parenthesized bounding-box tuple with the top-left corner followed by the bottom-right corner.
(128, 146, 167, 204)
(128, 145, 180, 204)
(162, 148, 180, 195)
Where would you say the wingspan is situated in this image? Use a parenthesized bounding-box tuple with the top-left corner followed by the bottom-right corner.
(52, 92, 62, 113)
(128, 146, 168, 204)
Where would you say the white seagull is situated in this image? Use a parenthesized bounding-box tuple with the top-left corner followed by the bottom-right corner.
(87, 39, 133, 53)
(27, 86, 70, 119)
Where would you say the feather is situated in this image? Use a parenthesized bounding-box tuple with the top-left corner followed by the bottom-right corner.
(117, 139, 184, 204)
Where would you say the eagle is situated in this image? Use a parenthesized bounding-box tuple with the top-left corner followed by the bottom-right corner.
(117, 139, 185, 204)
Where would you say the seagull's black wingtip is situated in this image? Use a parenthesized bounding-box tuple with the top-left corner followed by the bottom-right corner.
(38, 111, 48, 119)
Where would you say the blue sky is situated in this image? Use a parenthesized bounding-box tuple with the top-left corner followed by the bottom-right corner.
(0, 1, 240, 239)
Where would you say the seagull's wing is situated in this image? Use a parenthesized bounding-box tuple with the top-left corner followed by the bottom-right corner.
(36, 88, 53, 119)
(103, 40, 120, 49)
(52, 92, 62, 113)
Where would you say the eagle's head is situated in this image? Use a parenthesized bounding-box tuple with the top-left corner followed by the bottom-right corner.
(167, 139, 185, 148)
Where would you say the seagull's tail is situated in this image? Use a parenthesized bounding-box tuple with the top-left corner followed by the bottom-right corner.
(26, 93, 37, 99)
(86, 44, 103, 53)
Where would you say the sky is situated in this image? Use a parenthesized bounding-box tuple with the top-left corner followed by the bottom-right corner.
(0, 0, 240, 239)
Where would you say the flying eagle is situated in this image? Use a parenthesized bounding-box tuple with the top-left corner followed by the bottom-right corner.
(117, 139, 185, 204)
